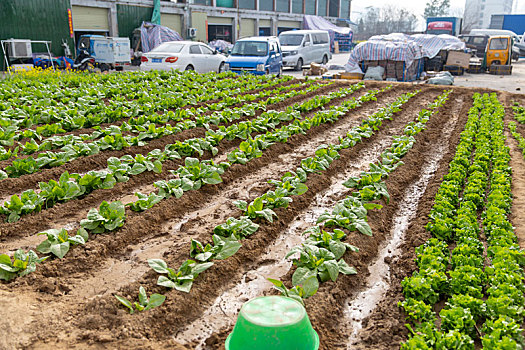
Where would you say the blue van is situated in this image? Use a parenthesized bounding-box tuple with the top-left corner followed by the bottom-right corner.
(224, 36, 283, 76)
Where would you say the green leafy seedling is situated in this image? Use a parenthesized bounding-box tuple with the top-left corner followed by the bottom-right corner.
(114, 286, 166, 314)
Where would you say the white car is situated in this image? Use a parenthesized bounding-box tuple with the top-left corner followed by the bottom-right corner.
(140, 41, 226, 73)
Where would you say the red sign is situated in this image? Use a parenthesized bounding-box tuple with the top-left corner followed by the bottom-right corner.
(427, 21, 453, 31)
(68, 9, 74, 38)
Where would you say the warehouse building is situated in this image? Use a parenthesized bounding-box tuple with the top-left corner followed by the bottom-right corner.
(1, 0, 351, 70)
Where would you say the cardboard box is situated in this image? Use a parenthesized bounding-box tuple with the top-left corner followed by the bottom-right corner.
(340, 72, 364, 80)
(446, 51, 470, 69)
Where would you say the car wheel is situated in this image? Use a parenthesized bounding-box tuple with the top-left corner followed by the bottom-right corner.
(185, 65, 194, 71)
(218, 62, 225, 73)
(294, 58, 303, 71)
(322, 55, 328, 65)
(100, 63, 110, 73)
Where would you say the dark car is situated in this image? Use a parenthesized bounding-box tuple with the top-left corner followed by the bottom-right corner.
(459, 34, 489, 58)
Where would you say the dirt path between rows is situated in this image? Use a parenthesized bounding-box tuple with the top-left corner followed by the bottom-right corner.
(503, 95, 525, 249)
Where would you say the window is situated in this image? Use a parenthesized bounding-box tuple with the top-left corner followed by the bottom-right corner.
(189, 45, 202, 54)
(340, 0, 350, 18)
(472, 37, 487, 45)
(329, 0, 339, 17)
(304, 34, 310, 44)
(292, 0, 303, 14)
(276, 0, 289, 12)
(239, 0, 255, 10)
(231, 41, 268, 56)
(279, 34, 304, 46)
(489, 38, 508, 50)
(317, 0, 327, 16)
(260, 1, 273, 11)
(305, 1, 315, 14)
(151, 43, 185, 53)
(200, 45, 214, 54)
(194, 0, 211, 4)
(312, 33, 328, 44)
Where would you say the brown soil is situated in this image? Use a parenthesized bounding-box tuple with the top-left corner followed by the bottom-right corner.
(0, 82, 522, 350)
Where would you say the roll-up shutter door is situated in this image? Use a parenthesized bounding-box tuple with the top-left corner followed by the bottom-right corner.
(72, 5, 109, 31)
(161, 14, 182, 34)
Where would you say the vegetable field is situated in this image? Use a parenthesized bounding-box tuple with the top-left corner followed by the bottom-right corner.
(1, 70, 524, 350)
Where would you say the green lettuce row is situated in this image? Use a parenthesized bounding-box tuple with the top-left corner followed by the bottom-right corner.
(511, 102, 525, 124)
(400, 93, 525, 349)
(0, 74, 294, 156)
(0, 83, 365, 222)
(1, 80, 325, 177)
(480, 94, 524, 348)
(400, 93, 487, 348)
(3, 79, 312, 160)
(0, 72, 291, 131)
(0, 83, 379, 282)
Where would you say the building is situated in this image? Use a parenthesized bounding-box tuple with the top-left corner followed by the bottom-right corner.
(1, 0, 351, 70)
(463, 0, 513, 31)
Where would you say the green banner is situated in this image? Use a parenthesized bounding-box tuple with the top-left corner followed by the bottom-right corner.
(151, 0, 161, 25)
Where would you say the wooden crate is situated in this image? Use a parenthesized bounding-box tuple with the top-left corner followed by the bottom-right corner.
(489, 64, 512, 75)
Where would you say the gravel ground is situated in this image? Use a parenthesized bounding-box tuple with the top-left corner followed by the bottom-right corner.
(284, 53, 525, 93)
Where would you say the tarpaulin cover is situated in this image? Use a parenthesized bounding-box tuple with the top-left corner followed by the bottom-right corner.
(302, 15, 353, 49)
(140, 21, 183, 53)
(345, 33, 465, 73)
(208, 39, 233, 53)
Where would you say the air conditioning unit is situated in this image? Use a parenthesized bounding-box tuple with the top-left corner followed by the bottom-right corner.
(7, 39, 32, 58)
(188, 28, 197, 38)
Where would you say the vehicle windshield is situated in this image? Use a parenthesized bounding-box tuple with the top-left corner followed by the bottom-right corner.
(231, 41, 268, 56)
(489, 38, 508, 50)
(279, 34, 303, 46)
(151, 43, 184, 53)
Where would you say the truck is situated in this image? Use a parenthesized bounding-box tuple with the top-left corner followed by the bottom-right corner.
(426, 17, 463, 36)
(77, 35, 131, 71)
(490, 14, 525, 36)
(490, 14, 525, 57)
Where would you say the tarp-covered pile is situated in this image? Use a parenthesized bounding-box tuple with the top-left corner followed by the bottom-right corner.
(303, 15, 353, 50)
(345, 33, 466, 78)
(208, 39, 233, 53)
(140, 21, 183, 53)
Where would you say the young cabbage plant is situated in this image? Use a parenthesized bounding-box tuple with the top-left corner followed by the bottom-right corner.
(37, 228, 88, 259)
(267, 278, 318, 305)
(114, 286, 166, 314)
(0, 249, 48, 281)
(80, 201, 126, 234)
(148, 258, 213, 293)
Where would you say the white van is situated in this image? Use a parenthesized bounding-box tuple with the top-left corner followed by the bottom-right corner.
(278, 30, 332, 70)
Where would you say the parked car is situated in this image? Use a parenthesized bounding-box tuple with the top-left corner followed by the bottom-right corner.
(278, 30, 332, 70)
(140, 41, 226, 73)
(224, 36, 283, 76)
(458, 34, 489, 58)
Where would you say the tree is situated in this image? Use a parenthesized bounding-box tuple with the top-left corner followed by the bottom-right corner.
(355, 5, 418, 40)
(424, 0, 450, 18)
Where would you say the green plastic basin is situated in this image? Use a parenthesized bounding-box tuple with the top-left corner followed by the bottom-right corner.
(225, 296, 319, 350)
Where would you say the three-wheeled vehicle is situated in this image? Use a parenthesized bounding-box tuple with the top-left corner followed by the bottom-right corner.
(77, 35, 131, 72)
(482, 35, 513, 74)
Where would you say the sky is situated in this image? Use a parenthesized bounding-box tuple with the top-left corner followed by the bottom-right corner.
(350, 0, 525, 30)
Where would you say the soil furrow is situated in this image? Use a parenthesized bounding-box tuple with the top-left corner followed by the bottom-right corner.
(344, 92, 472, 350)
